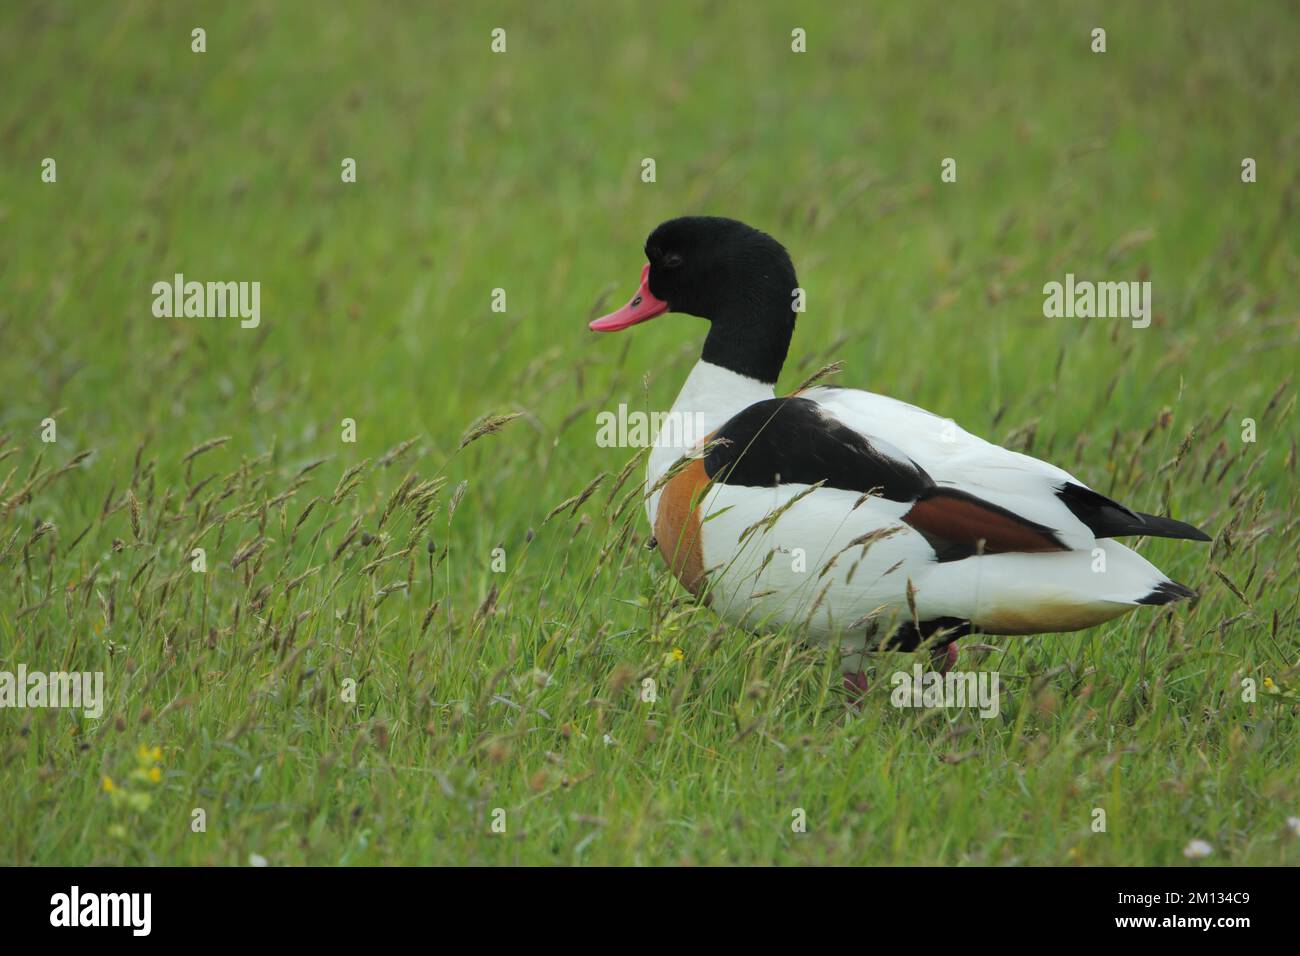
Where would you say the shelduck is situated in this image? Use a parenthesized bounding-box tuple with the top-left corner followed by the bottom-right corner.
(589, 216, 1209, 686)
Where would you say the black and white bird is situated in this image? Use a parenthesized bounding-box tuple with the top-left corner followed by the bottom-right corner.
(589, 216, 1209, 687)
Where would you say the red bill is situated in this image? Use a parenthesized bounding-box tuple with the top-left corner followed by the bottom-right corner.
(589, 264, 669, 332)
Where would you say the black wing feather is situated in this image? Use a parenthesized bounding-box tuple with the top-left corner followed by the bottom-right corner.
(1057, 482, 1211, 542)
(702, 397, 933, 501)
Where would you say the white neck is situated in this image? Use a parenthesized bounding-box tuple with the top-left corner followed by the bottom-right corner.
(645, 360, 775, 522)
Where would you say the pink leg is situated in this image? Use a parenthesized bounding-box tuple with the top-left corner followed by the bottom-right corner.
(844, 644, 957, 704)
(930, 642, 959, 675)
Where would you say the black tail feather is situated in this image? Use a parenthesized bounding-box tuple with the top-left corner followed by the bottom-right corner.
(1137, 580, 1198, 605)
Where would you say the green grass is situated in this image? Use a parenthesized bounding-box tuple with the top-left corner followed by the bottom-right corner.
(1, 0, 1297, 865)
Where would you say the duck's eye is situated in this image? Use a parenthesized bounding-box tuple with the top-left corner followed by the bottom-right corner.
(661, 252, 683, 269)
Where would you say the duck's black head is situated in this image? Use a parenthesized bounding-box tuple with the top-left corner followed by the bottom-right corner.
(589, 216, 799, 384)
